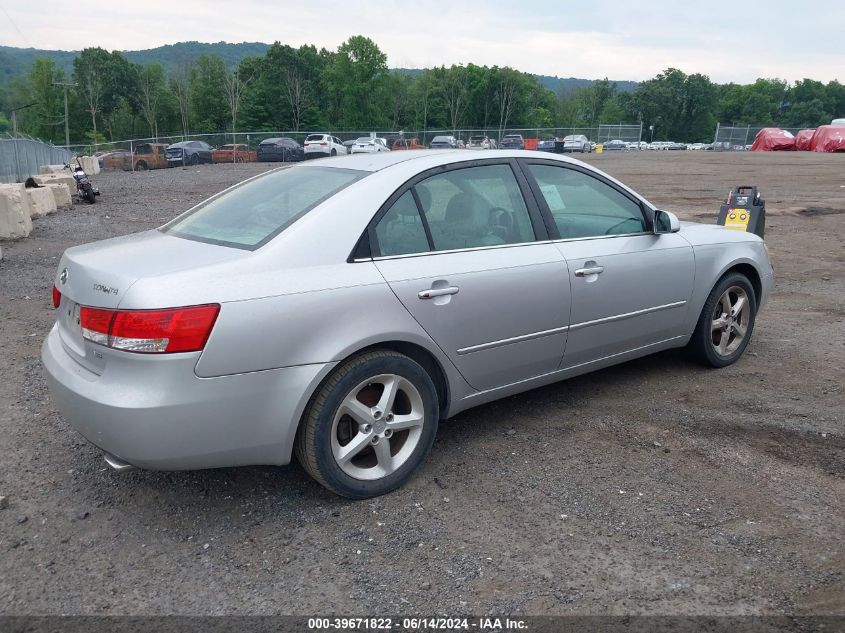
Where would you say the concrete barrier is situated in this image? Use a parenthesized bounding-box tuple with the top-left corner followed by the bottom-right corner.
(39, 164, 68, 175)
(25, 186, 58, 218)
(0, 183, 33, 239)
(33, 173, 77, 197)
(45, 183, 73, 208)
(79, 156, 100, 175)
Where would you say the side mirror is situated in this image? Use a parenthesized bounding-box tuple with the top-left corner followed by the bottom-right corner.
(654, 209, 680, 234)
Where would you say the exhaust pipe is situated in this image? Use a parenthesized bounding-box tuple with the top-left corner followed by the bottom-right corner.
(103, 452, 137, 472)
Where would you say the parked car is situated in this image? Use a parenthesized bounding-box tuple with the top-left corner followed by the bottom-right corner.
(429, 135, 458, 149)
(304, 133, 347, 159)
(668, 142, 688, 151)
(391, 138, 424, 151)
(603, 139, 627, 151)
(560, 134, 591, 153)
(98, 149, 131, 170)
(467, 135, 496, 150)
(256, 138, 304, 162)
(343, 139, 358, 154)
(104, 143, 169, 171)
(499, 134, 525, 150)
(212, 144, 257, 163)
(707, 142, 732, 151)
(351, 137, 390, 154)
(688, 143, 707, 151)
(43, 150, 773, 499)
(535, 138, 557, 152)
(166, 140, 214, 166)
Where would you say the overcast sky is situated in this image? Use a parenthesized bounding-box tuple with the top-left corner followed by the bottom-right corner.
(2, 0, 843, 83)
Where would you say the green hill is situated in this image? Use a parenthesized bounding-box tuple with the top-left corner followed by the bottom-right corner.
(0, 42, 636, 93)
(0, 41, 270, 80)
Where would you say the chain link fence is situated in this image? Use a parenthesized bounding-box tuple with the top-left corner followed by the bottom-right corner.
(596, 123, 644, 144)
(0, 134, 74, 183)
(72, 124, 647, 170)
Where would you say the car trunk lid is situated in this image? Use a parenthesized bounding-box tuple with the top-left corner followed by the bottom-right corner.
(53, 230, 244, 373)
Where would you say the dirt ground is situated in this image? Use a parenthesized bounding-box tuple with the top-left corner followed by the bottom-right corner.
(0, 152, 842, 617)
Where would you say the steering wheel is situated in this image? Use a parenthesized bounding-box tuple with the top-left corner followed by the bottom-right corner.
(604, 218, 642, 235)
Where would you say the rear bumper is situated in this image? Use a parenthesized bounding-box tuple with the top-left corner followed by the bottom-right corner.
(42, 324, 335, 470)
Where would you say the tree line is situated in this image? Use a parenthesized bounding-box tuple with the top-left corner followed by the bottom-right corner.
(1, 35, 844, 145)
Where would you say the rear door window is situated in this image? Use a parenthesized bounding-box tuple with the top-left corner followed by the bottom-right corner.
(374, 191, 429, 257)
(416, 164, 535, 251)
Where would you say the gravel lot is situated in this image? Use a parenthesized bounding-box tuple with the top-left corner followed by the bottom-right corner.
(0, 153, 843, 617)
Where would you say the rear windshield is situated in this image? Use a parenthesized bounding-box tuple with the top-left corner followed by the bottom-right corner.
(470, 136, 486, 141)
(305, 134, 325, 142)
(161, 167, 365, 250)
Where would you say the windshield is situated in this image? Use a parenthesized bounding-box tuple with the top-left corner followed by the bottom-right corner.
(356, 137, 373, 143)
(161, 167, 366, 250)
(305, 134, 325, 142)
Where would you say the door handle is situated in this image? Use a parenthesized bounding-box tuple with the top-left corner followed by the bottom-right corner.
(574, 266, 604, 277)
(418, 286, 460, 300)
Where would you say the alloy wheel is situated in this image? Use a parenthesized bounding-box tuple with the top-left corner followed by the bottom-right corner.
(711, 285, 750, 357)
(330, 374, 425, 480)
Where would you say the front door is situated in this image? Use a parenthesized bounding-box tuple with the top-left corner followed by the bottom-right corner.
(521, 161, 695, 369)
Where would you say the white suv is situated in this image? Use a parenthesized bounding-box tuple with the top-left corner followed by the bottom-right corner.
(303, 134, 347, 158)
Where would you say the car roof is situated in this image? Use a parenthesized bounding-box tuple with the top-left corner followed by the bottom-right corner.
(302, 149, 594, 173)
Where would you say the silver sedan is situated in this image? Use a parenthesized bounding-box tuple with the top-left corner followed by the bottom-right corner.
(42, 150, 774, 498)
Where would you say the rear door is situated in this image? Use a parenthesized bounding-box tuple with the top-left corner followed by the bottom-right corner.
(370, 159, 572, 391)
(521, 160, 694, 368)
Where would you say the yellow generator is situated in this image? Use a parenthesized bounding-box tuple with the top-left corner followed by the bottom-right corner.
(717, 186, 766, 238)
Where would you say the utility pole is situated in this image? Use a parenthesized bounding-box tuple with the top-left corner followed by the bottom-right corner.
(11, 102, 37, 182)
(53, 81, 77, 150)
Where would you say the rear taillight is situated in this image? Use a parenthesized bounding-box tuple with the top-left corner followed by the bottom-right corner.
(52, 286, 61, 308)
(320, 142, 328, 146)
(80, 304, 220, 353)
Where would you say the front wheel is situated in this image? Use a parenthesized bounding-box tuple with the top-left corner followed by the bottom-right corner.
(330, 149, 337, 156)
(295, 350, 439, 499)
(687, 272, 757, 367)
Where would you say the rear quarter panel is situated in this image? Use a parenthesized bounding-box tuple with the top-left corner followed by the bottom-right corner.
(191, 261, 457, 378)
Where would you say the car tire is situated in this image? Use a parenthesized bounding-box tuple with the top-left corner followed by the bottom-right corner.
(135, 160, 148, 171)
(295, 350, 439, 499)
(687, 272, 757, 368)
(331, 149, 337, 157)
(189, 154, 199, 166)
